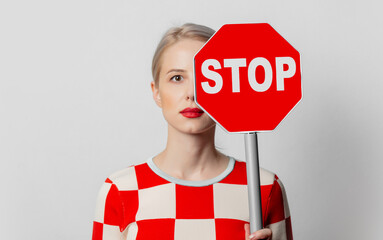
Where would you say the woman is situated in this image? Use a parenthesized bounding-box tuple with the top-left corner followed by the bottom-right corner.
(92, 23, 292, 240)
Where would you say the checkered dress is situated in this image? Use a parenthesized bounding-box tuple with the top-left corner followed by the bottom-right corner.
(92, 156, 293, 240)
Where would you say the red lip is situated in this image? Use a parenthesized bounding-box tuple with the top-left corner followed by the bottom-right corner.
(180, 108, 204, 118)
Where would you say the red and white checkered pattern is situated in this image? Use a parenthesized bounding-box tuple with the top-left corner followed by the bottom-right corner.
(92, 158, 293, 240)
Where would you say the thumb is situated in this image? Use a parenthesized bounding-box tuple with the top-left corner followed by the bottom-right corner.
(244, 223, 250, 240)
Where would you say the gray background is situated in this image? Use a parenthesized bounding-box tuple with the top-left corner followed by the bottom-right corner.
(1, 0, 382, 239)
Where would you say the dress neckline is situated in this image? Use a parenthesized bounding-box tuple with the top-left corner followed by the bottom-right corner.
(146, 156, 235, 187)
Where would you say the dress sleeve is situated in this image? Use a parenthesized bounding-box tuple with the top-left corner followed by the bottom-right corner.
(264, 175, 293, 240)
(92, 179, 125, 240)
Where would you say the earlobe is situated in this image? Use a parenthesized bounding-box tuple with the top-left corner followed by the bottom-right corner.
(151, 81, 162, 108)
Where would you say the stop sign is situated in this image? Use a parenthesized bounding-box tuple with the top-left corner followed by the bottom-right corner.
(194, 23, 302, 132)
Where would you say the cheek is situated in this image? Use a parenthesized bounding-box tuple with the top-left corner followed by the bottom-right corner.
(204, 115, 216, 126)
(160, 89, 183, 109)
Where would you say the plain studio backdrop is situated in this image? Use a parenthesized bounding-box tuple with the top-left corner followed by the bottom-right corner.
(1, 0, 382, 239)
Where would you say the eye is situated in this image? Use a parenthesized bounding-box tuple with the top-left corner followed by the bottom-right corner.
(170, 75, 184, 82)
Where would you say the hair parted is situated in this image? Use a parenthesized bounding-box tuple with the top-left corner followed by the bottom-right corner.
(151, 23, 215, 86)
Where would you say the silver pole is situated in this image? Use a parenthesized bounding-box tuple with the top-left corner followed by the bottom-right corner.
(245, 132, 263, 233)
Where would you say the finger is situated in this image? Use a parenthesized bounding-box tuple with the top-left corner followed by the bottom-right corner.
(244, 223, 250, 240)
(249, 228, 272, 240)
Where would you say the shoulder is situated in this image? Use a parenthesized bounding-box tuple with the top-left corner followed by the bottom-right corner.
(260, 167, 278, 186)
(104, 161, 147, 191)
(260, 168, 288, 194)
(232, 159, 277, 186)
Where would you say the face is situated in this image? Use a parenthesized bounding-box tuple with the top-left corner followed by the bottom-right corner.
(151, 38, 216, 134)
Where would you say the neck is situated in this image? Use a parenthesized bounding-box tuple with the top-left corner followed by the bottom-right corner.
(154, 124, 227, 181)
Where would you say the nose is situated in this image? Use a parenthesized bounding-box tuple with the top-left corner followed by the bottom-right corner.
(186, 77, 195, 101)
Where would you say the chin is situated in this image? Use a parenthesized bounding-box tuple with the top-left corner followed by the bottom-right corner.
(180, 122, 216, 135)
(165, 114, 216, 135)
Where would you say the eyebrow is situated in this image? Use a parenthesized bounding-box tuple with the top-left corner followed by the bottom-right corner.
(166, 69, 186, 75)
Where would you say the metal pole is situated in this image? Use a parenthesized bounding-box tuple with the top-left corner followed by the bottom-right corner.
(245, 132, 263, 233)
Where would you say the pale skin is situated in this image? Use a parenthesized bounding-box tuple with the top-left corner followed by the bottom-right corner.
(151, 38, 272, 240)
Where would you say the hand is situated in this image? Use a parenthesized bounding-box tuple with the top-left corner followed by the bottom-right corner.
(244, 223, 272, 240)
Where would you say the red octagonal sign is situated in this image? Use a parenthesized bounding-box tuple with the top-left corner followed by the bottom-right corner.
(194, 23, 302, 133)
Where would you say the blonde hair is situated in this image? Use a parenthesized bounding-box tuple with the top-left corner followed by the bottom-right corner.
(151, 23, 215, 86)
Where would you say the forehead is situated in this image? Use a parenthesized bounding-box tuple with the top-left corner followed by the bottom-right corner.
(160, 39, 205, 73)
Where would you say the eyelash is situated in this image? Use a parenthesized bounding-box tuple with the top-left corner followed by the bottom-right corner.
(170, 75, 184, 82)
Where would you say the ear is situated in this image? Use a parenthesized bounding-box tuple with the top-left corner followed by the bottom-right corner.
(151, 81, 162, 108)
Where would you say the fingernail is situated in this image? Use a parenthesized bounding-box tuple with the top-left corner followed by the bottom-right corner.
(249, 234, 255, 239)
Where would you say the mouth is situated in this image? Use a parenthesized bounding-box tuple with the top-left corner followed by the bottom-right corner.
(180, 108, 204, 118)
